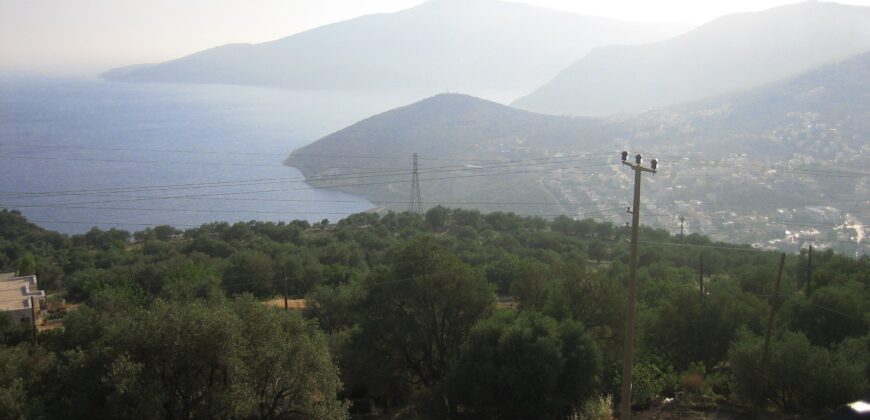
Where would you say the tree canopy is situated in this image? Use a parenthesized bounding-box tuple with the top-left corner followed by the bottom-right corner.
(0, 208, 867, 418)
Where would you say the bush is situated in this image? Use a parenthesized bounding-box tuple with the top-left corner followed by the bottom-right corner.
(681, 373, 704, 395)
(630, 360, 678, 406)
(728, 329, 868, 412)
(446, 311, 601, 419)
(578, 394, 614, 420)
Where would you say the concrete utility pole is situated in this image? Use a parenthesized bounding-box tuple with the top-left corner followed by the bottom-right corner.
(806, 245, 813, 296)
(699, 255, 704, 299)
(619, 151, 658, 420)
(679, 216, 685, 241)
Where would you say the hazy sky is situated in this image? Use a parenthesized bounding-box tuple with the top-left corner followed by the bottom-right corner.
(2, 0, 869, 75)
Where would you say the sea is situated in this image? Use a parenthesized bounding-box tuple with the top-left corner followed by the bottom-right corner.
(0, 78, 431, 234)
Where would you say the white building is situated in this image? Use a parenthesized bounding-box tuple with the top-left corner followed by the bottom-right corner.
(0, 273, 45, 324)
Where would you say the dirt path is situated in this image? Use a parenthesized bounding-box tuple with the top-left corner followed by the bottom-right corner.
(263, 298, 306, 310)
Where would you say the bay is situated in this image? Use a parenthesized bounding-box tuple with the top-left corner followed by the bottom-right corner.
(0, 78, 427, 233)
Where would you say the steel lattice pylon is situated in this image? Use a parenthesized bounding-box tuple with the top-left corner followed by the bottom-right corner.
(409, 153, 423, 214)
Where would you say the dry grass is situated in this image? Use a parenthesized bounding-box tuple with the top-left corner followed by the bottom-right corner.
(496, 297, 520, 310)
(263, 298, 307, 310)
(682, 373, 705, 394)
(36, 297, 79, 331)
(578, 394, 614, 420)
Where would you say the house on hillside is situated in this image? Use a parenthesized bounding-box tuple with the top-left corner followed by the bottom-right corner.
(0, 273, 45, 324)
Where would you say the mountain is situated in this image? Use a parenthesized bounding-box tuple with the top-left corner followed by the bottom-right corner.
(286, 93, 600, 164)
(284, 93, 614, 212)
(642, 51, 870, 158)
(287, 52, 870, 252)
(289, 50, 870, 183)
(102, 0, 685, 94)
(512, 1, 870, 116)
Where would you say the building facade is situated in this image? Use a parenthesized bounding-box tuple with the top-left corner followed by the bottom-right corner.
(0, 273, 45, 324)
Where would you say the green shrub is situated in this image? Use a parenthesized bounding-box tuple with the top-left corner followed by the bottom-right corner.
(728, 329, 868, 412)
(631, 359, 678, 405)
(578, 394, 614, 420)
(447, 311, 601, 419)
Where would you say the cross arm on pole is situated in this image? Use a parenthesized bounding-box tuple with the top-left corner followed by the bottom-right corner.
(622, 161, 656, 174)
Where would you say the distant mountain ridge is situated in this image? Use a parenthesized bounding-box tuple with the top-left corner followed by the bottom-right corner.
(286, 93, 592, 162)
(102, 0, 685, 94)
(513, 1, 870, 116)
(286, 51, 870, 218)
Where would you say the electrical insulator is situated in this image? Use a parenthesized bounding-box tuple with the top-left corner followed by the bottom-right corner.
(635, 154, 642, 165)
(650, 159, 658, 170)
(621, 151, 628, 162)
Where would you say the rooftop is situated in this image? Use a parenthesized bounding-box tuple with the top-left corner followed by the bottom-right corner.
(0, 275, 44, 312)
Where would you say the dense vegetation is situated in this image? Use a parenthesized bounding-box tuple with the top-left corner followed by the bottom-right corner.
(1, 207, 867, 419)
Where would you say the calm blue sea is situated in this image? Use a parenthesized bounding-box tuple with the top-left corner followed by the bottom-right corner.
(0, 78, 423, 234)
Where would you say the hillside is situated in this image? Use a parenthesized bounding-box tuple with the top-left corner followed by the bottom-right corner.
(102, 0, 685, 94)
(513, 1, 870, 116)
(2, 208, 866, 418)
(286, 53, 870, 254)
(637, 51, 870, 158)
(284, 93, 622, 214)
(286, 93, 607, 164)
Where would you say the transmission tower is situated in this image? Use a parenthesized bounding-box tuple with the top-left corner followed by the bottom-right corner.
(409, 153, 423, 214)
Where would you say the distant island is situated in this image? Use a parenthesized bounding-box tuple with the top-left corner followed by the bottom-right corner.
(101, 0, 684, 95)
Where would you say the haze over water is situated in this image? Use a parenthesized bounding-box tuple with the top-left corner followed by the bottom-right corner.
(0, 79, 432, 233)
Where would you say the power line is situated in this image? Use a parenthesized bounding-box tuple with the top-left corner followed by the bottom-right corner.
(1, 199, 629, 209)
(219, 263, 462, 292)
(5, 164, 613, 208)
(636, 239, 867, 251)
(808, 302, 866, 321)
(0, 155, 611, 199)
(4, 147, 863, 251)
(0, 176, 301, 199)
(2, 154, 605, 187)
(636, 240, 763, 253)
(6, 206, 370, 216)
(289, 151, 617, 162)
(1, 154, 284, 168)
(658, 198, 867, 208)
(3, 204, 622, 219)
(0, 142, 616, 165)
(11, 207, 628, 229)
(25, 220, 203, 228)
(647, 154, 870, 178)
(0, 142, 287, 157)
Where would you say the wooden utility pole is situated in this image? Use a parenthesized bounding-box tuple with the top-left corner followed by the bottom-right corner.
(698, 255, 704, 298)
(619, 152, 658, 420)
(756, 253, 786, 417)
(283, 268, 289, 311)
(30, 296, 38, 345)
(806, 245, 813, 296)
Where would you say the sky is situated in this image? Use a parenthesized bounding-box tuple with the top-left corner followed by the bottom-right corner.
(2, 0, 870, 75)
